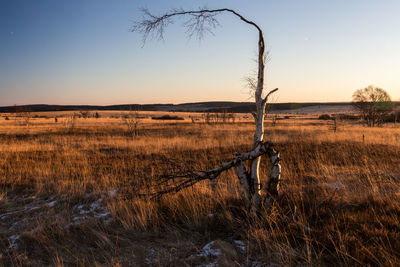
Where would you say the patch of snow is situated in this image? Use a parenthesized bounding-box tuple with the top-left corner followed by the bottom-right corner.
(198, 241, 221, 257)
(47, 200, 57, 207)
(90, 198, 103, 210)
(28, 206, 40, 212)
(79, 209, 90, 215)
(8, 235, 19, 249)
(72, 199, 112, 225)
(9, 218, 27, 231)
(94, 211, 110, 218)
(71, 216, 85, 225)
(251, 261, 278, 267)
(234, 240, 246, 253)
(144, 247, 157, 265)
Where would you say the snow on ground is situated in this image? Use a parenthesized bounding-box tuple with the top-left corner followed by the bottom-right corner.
(191, 239, 273, 267)
(198, 241, 221, 258)
(72, 198, 112, 225)
(233, 240, 246, 253)
(8, 235, 19, 249)
(1, 191, 116, 252)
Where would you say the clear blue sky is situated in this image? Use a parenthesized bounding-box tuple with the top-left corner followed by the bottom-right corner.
(1, 0, 399, 106)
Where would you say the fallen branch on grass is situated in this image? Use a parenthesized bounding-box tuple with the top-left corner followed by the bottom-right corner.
(150, 141, 281, 209)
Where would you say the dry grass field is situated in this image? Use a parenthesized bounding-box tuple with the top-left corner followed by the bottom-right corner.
(0, 111, 399, 266)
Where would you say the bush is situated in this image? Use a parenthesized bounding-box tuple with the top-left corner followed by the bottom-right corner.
(381, 111, 400, 123)
(337, 114, 360, 121)
(152, 115, 184, 120)
(318, 114, 332, 120)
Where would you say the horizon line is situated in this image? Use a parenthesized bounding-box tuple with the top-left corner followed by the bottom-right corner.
(0, 100, 365, 108)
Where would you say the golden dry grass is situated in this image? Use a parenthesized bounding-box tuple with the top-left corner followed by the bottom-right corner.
(0, 112, 399, 266)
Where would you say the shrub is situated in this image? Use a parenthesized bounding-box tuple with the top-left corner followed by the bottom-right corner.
(318, 114, 332, 120)
(337, 114, 360, 121)
(152, 115, 184, 120)
(381, 111, 400, 123)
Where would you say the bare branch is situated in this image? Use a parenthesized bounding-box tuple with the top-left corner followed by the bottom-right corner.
(244, 73, 258, 99)
(244, 50, 271, 100)
(183, 11, 220, 40)
(148, 141, 276, 198)
(264, 88, 279, 103)
(132, 7, 263, 44)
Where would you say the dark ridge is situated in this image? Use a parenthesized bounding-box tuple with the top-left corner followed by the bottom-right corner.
(0, 102, 398, 113)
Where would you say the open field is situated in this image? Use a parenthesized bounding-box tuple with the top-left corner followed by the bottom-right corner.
(0, 112, 399, 266)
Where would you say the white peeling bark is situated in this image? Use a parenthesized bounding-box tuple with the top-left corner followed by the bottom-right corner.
(235, 158, 250, 202)
(248, 32, 281, 211)
(249, 31, 267, 212)
(264, 149, 281, 206)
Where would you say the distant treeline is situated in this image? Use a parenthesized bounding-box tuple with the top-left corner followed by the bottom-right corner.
(319, 111, 400, 123)
(1, 102, 398, 114)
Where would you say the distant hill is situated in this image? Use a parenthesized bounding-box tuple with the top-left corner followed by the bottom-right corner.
(0, 101, 398, 114)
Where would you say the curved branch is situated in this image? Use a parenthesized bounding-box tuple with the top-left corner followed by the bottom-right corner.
(262, 88, 279, 106)
(132, 8, 263, 43)
(264, 88, 279, 102)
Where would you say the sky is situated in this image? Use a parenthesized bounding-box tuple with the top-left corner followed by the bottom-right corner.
(0, 0, 399, 106)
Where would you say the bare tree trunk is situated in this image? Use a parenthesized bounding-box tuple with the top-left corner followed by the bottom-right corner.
(248, 32, 266, 211)
(249, 32, 281, 211)
(134, 7, 281, 213)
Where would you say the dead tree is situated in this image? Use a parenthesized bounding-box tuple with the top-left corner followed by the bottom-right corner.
(133, 8, 281, 211)
(79, 110, 91, 119)
(221, 109, 228, 123)
(20, 111, 31, 127)
(123, 109, 141, 137)
(15, 106, 31, 127)
(205, 113, 211, 124)
(63, 115, 76, 133)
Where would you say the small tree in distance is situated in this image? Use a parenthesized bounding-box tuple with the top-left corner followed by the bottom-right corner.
(133, 7, 281, 213)
(14, 106, 31, 127)
(124, 109, 141, 138)
(352, 85, 393, 127)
